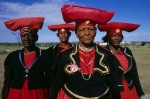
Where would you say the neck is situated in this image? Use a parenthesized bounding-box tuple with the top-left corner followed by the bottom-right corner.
(24, 46, 36, 52)
(109, 44, 120, 54)
(79, 43, 94, 52)
(59, 43, 70, 48)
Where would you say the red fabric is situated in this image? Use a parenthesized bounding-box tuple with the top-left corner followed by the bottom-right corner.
(4, 17, 44, 34)
(79, 49, 95, 74)
(58, 29, 69, 33)
(114, 51, 139, 99)
(24, 51, 36, 68)
(48, 23, 75, 31)
(76, 20, 96, 27)
(107, 29, 122, 35)
(7, 52, 51, 99)
(20, 27, 38, 35)
(57, 89, 71, 99)
(61, 5, 114, 26)
(98, 22, 140, 35)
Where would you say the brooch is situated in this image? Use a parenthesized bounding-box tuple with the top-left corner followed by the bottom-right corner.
(70, 64, 78, 72)
(65, 64, 79, 74)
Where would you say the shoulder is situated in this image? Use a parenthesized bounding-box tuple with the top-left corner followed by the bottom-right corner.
(7, 50, 20, 57)
(96, 44, 111, 54)
(4, 50, 20, 65)
(52, 44, 59, 49)
(59, 46, 75, 56)
(120, 46, 132, 54)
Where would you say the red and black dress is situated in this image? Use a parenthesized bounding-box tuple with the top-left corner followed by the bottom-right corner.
(114, 51, 138, 99)
(2, 47, 52, 99)
(106, 46, 145, 99)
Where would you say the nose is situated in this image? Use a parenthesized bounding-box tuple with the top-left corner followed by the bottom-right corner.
(85, 28, 90, 35)
(24, 35, 30, 40)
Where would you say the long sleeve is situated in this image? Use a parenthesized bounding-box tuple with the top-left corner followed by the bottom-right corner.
(1, 54, 12, 99)
(105, 53, 120, 99)
(131, 55, 145, 96)
(43, 49, 54, 84)
(51, 53, 68, 99)
(128, 48, 145, 96)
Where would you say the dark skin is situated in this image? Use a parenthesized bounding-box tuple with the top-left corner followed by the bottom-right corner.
(76, 26, 96, 48)
(108, 33, 123, 53)
(108, 33, 142, 99)
(57, 30, 71, 49)
(21, 32, 38, 53)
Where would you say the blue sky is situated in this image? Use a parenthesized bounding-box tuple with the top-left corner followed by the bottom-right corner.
(0, 0, 150, 43)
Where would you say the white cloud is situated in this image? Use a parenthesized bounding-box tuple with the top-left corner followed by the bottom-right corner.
(0, 0, 75, 24)
(0, 0, 76, 42)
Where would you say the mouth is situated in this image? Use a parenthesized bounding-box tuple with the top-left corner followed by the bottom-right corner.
(23, 41, 30, 45)
(84, 37, 91, 40)
(113, 41, 120, 45)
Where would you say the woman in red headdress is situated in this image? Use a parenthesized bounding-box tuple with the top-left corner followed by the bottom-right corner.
(47, 23, 75, 56)
(1, 17, 53, 99)
(51, 5, 120, 99)
(46, 23, 75, 79)
(98, 22, 145, 99)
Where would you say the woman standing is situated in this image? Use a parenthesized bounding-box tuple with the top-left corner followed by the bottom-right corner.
(98, 22, 145, 99)
(52, 4, 117, 99)
(46, 23, 75, 78)
(1, 17, 52, 99)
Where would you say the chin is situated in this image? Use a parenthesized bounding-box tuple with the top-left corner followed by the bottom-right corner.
(84, 42, 93, 46)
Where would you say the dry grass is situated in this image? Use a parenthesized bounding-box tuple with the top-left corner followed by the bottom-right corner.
(0, 54, 7, 97)
(0, 44, 149, 98)
(129, 46, 150, 94)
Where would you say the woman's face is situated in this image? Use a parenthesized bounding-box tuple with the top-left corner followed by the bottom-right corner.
(76, 26, 96, 47)
(21, 33, 37, 48)
(58, 30, 70, 43)
(109, 33, 122, 47)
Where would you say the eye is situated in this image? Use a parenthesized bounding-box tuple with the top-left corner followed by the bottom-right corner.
(79, 28, 84, 31)
(77, 28, 85, 33)
(89, 28, 95, 31)
(21, 33, 32, 37)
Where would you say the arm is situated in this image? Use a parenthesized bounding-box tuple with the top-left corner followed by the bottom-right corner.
(51, 53, 68, 99)
(1, 54, 12, 99)
(42, 49, 54, 86)
(131, 56, 145, 96)
(105, 52, 120, 99)
(128, 48, 145, 97)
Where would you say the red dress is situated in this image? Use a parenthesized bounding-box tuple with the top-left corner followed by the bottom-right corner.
(7, 52, 51, 99)
(56, 49, 95, 99)
(114, 51, 139, 99)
